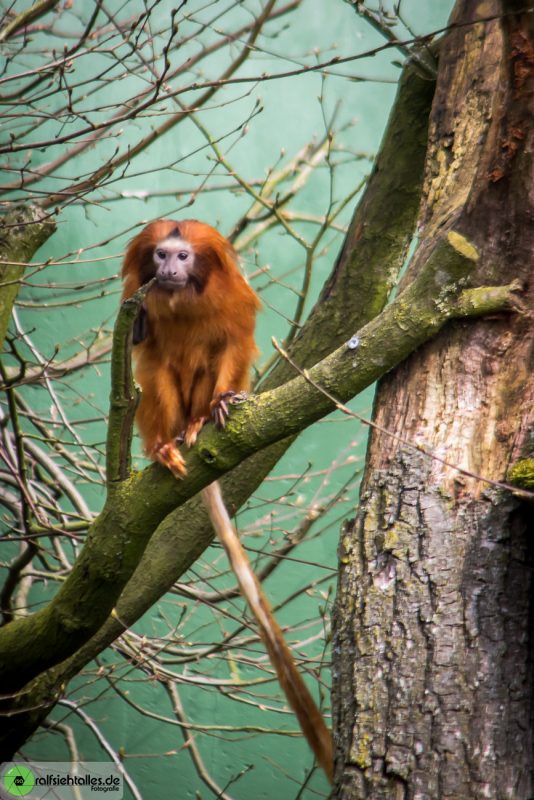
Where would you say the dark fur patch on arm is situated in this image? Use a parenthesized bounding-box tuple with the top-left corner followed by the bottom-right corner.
(132, 303, 149, 345)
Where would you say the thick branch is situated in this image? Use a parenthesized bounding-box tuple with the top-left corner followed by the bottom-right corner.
(0, 0, 60, 43)
(106, 283, 153, 484)
(0, 227, 520, 694)
(0, 207, 55, 350)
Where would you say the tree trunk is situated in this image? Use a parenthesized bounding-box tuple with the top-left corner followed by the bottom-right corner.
(333, 2, 534, 798)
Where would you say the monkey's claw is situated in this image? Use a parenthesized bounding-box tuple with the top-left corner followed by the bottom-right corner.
(154, 441, 187, 478)
(210, 391, 247, 428)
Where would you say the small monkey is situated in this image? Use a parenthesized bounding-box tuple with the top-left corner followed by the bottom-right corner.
(121, 219, 333, 782)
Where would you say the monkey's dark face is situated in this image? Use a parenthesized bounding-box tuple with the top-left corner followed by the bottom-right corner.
(153, 237, 196, 290)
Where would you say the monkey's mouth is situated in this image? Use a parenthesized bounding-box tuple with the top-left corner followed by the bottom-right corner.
(155, 278, 188, 291)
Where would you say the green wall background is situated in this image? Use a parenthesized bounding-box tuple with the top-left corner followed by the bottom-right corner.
(5, 1, 452, 797)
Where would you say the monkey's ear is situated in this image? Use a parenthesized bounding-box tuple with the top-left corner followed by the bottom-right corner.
(132, 303, 148, 345)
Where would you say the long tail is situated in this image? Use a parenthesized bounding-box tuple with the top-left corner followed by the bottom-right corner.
(202, 482, 334, 783)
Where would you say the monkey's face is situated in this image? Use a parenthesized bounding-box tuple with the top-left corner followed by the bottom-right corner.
(153, 237, 196, 290)
(153, 236, 195, 291)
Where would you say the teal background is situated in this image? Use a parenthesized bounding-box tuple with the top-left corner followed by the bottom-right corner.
(3, 1, 452, 797)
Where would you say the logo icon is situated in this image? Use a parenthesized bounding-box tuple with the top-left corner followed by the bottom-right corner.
(3, 765, 35, 797)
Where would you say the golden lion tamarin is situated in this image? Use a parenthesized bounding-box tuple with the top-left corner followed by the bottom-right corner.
(121, 219, 333, 782)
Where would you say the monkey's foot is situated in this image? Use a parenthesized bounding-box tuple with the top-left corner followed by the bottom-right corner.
(153, 441, 187, 478)
(184, 417, 207, 447)
(210, 391, 248, 428)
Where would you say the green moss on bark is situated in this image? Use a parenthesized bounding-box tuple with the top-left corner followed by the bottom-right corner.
(508, 458, 534, 491)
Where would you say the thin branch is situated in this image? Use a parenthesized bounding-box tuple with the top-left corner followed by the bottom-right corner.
(165, 682, 238, 800)
(56, 700, 143, 800)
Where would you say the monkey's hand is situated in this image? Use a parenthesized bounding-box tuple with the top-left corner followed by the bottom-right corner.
(153, 441, 187, 478)
(210, 391, 248, 428)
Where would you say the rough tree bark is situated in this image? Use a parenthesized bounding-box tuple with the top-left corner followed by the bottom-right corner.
(333, 2, 534, 799)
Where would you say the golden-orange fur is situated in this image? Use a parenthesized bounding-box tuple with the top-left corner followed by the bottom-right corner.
(122, 219, 260, 455)
(121, 219, 333, 782)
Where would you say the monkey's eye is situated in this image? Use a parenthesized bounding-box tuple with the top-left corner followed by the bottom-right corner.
(155, 249, 166, 260)
(178, 251, 189, 261)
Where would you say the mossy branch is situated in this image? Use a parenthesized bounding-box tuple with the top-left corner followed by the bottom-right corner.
(106, 281, 154, 484)
(0, 207, 56, 350)
(0, 0, 60, 43)
(188, 233, 519, 478)
(0, 226, 521, 695)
